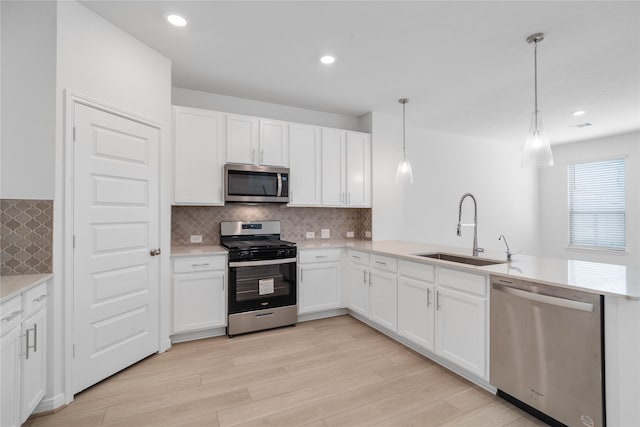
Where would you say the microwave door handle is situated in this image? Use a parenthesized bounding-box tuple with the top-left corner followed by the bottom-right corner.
(277, 173, 283, 197)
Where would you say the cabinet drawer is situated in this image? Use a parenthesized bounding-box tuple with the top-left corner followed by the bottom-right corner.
(399, 260, 435, 283)
(174, 255, 226, 273)
(438, 267, 487, 296)
(370, 254, 397, 272)
(1, 295, 22, 335)
(23, 282, 48, 317)
(299, 248, 342, 264)
(347, 250, 370, 265)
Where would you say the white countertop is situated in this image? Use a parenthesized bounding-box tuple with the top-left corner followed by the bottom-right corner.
(1, 273, 53, 303)
(171, 240, 640, 299)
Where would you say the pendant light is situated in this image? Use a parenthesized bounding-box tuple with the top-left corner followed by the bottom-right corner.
(396, 98, 414, 184)
(522, 33, 554, 168)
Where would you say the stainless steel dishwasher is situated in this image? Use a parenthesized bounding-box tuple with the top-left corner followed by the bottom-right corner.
(490, 275, 604, 427)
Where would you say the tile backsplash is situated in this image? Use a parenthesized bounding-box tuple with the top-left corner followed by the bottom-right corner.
(1, 199, 53, 275)
(172, 205, 372, 246)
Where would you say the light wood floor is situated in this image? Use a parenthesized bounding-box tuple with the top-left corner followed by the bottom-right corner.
(27, 315, 547, 427)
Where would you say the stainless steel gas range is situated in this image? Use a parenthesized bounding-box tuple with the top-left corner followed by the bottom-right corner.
(220, 221, 297, 337)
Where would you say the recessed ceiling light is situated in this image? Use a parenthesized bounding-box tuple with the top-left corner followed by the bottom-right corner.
(167, 14, 187, 27)
(320, 55, 336, 65)
(572, 110, 586, 116)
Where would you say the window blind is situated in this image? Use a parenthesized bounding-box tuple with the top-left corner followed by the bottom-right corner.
(567, 158, 625, 250)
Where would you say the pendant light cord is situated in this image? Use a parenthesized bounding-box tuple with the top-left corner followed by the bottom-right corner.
(402, 101, 407, 161)
(534, 39, 539, 130)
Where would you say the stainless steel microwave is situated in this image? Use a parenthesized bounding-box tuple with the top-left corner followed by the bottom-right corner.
(224, 163, 290, 203)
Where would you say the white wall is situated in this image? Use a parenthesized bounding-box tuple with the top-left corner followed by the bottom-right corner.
(370, 111, 540, 255)
(1, 1, 56, 199)
(53, 0, 172, 408)
(172, 87, 362, 131)
(539, 131, 640, 266)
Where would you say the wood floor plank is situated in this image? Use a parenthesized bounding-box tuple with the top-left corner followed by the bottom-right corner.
(29, 316, 543, 427)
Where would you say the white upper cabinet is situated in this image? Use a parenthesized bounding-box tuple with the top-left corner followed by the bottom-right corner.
(289, 123, 321, 206)
(173, 106, 225, 205)
(346, 131, 371, 207)
(226, 114, 260, 165)
(226, 114, 289, 167)
(321, 128, 346, 206)
(260, 120, 289, 167)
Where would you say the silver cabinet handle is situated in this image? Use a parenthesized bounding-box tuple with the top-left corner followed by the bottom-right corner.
(300, 269, 303, 282)
(315, 255, 328, 259)
(436, 291, 441, 310)
(150, 248, 161, 256)
(25, 323, 37, 359)
(33, 294, 47, 303)
(363, 270, 366, 284)
(340, 192, 345, 203)
(352, 255, 361, 260)
(427, 288, 431, 307)
(2, 310, 22, 322)
(252, 149, 256, 162)
(348, 193, 351, 204)
(191, 263, 211, 267)
(375, 261, 387, 266)
(260, 149, 264, 163)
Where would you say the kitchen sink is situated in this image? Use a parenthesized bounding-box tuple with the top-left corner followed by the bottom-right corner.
(415, 252, 507, 266)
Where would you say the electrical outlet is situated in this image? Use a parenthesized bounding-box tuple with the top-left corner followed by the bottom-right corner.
(346, 231, 354, 238)
(190, 235, 203, 243)
(365, 231, 372, 238)
(306, 231, 315, 239)
(321, 229, 330, 239)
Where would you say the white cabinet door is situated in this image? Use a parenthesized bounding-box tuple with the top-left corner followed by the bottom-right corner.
(226, 114, 259, 164)
(346, 131, 371, 207)
(21, 308, 47, 422)
(173, 106, 225, 205)
(435, 286, 486, 378)
(369, 268, 398, 332)
(398, 276, 435, 351)
(260, 120, 289, 167)
(289, 124, 321, 206)
(173, 271, 226, 333)
(298, 262, 341, 314)
(1, 324, 22, 427)
(321, 128, 346, 206)
(347, 263, 369, 317)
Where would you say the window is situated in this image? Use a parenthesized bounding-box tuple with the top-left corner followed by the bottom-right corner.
(568, 158, 625, 250)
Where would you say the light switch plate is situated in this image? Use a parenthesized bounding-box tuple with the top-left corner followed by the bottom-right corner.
(346, 231, 354, 238)
(190, 235, 203, 243)
(306, 231, 315, 239)
(321, 229, 330, 239)
(365, 231, 372, 238)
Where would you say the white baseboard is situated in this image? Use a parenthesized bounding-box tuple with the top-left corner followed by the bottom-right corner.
(297, 308, 348, 322)
(170, 327, 226, 343)
(34, 392, 66, 414)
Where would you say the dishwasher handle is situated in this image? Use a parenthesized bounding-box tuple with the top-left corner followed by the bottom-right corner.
(493, 283, 594, 312)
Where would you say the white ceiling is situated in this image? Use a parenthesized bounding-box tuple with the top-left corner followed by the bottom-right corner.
(80, 1, 640, 145)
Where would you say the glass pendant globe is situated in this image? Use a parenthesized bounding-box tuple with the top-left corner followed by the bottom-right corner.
(396, 159, 414, 184)
(522, 111, 553, 168)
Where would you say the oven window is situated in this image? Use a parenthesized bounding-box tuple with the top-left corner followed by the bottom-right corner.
(228, 171, 278, 197)
(229, 261, 296, 313)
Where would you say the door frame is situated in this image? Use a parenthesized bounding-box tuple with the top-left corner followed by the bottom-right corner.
(63, 90, 165, 404)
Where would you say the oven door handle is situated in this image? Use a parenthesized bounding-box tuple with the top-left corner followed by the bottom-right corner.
(229, 257, 297, 267)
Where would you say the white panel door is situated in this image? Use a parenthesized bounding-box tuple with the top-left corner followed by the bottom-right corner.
(321, 128, 346, 206)
(435, 286, 486, 378)
(173, 107, 225, 205)
(260, 120, 289, 167)
(226, 114, 259, 164)
(289, 124, 321, 206)
(346, 131, 371, 207)
(347, 263, 369, 317)
(398, 276, 435, 351)
(73, 103, 159, 393)
(298, 263, 341, 314)
(369, 268, 398, 332)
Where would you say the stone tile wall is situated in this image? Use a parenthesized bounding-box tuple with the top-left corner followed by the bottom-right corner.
(1, 199, 53, 275)
(172, 205, 372, 246)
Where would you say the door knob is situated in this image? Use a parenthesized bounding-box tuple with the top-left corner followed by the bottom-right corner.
(150, 248, 161, 256)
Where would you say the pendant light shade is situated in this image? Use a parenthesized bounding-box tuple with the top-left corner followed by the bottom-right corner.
(396, 98, 414, 184)
(522, 33, 554, 168)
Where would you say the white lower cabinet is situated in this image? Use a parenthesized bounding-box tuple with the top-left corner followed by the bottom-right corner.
(1, 280, 49, 427)
(172, 255, 227, 334)
(398, 261, 436, 351)
(298, 248, 342, 314)
(346, 250, 370, 317)
(369, 266, 398, 332)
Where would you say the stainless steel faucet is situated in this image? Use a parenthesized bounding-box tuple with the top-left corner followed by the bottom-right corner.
(457, 193, 484, 256)
(499, 234, 513, 261)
